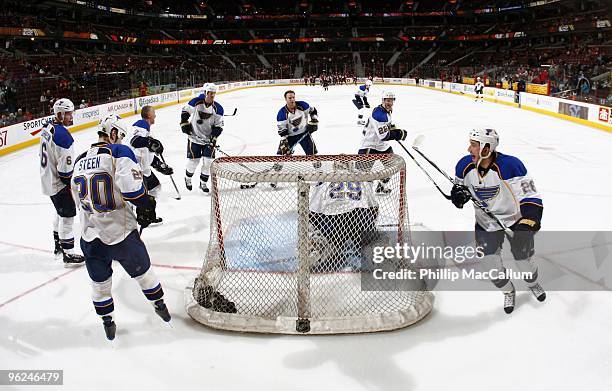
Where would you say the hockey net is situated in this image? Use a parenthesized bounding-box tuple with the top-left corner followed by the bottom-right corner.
(185, 154, 433, 334)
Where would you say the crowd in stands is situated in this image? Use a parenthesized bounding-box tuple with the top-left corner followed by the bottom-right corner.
(0, 0, 610, 126)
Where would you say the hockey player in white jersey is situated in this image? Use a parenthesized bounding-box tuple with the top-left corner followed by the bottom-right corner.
(451, 128, 545, 314)
(309, 159, 379, 272)
(123, 106, 173, 221)
(98, 114, 126, 144)
(276, 90, 319, 156)
(358, 90, 407, 194)
(474, 77, 484, 102)
(180, 83, 224, 193)
(271, 90, 319, 188)
(39, 98, 84, 266)
(71, 119, 171, 340)
(352, 79, 372, 125)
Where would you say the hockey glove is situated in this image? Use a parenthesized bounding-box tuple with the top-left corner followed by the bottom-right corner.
(306, 121, 318, 134)
(211, 126, 223, 138)
(451, 184, 472, 209)
(136, 195, 157, 228)
(180, 122, 194, 136)
(387, 128, 407, 141)
(151, 157, 174, 176)
(147, 137, 164, 154)
(278, 138, 291, 155)
(513, 218, 541, 232)
(510, 219, 539, 260)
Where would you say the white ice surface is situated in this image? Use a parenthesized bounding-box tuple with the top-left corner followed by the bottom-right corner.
(1, 85, 611, 390)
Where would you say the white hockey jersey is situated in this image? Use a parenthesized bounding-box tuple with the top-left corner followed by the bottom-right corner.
(72, 143, 147, 245)
(126, 119, 154, 176)
(455, 152, 543, 232)
(182, 94, 224, 145)
(309, 180, 378, 215)
(276, 101, 315, 138)
(355, 84, 369, 98)
(359, 105, 395, 152)
(475, 81, 484, 93)
(39, 121, 74, 196)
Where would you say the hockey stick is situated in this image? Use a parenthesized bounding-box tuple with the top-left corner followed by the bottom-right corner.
(158, 153, 181, 200)
(395, 140, 451, 200)
(213, 145, 261, 189)
(411, 135, 454, 182)
(214, 145, 258, 174)
(408, 137, 514, 237)
(223, 108, 238, 117)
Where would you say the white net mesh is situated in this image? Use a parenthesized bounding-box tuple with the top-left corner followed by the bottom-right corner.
(185, 154, 434, 334)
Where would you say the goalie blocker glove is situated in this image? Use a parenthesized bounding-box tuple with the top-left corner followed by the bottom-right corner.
(451, 184, 472, 208)
(151, 156, 174, 175)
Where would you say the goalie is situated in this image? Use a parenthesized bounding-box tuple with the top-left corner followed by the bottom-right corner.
(308, 160, 379, 272)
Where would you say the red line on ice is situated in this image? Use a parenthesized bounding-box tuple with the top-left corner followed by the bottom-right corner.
(0, 240, 199, 309)
(0, 268, 81, 309)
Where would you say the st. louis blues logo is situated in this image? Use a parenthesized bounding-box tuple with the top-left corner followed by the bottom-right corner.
(291, 117, 302, 127)
(198, 111, 213, 120)
(473, 185, 500, 207)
